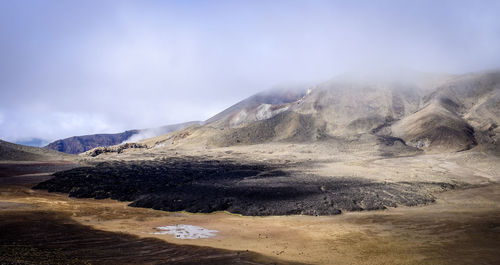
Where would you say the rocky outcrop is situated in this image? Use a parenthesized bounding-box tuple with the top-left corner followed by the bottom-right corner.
(85, 143, 147, 157)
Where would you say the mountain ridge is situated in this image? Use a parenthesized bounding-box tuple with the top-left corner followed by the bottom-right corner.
(45, 121, 200, 154)
(134, 70, 499, 155)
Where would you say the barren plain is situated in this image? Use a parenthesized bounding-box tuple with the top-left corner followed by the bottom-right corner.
(1, 141, 499, 265)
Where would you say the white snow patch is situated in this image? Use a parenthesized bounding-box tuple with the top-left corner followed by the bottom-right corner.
(152, 224, 218, 239)
(256, 104, 288, 120)
(154, 143, 166, 148)
(256, 104, 273, 120)
(306, 87, 312, 95)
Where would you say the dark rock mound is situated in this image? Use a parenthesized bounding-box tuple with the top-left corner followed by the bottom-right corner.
(34, 158, 452, 216)
(86, 142, 148, 157)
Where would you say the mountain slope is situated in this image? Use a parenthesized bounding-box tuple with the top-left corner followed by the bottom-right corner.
(116, 70, 499, 155)
(0, 139, 73, 161)
(205, 86, 309, 128)
(393, 71, 500, 152)
(391, 102, 476, 151)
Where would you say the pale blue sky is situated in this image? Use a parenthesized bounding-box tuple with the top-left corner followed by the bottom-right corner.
(1, 0, 499, 142)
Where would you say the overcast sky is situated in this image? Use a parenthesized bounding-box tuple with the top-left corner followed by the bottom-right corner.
(1, 0, 499, 143)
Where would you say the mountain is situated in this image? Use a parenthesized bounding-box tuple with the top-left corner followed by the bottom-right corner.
(45, 130, 139, 155)
(45, 121, 200, 154)
(204, 85, 309, 127)
(142, 70, 499, 154)
(0, 139, 73, 161)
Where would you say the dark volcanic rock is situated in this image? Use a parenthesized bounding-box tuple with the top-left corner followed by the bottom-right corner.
(87, 142, 148, 157)
(34, 158, 453, 216)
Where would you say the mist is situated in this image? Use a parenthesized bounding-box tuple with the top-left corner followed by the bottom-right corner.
(123, 121, 201, 143)
(1, 0, 499, 143)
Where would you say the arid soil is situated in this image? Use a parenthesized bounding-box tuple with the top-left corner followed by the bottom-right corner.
(0, 211, 294, 265)
(0, 166, 299, 265)
(1, 144, 499, 265)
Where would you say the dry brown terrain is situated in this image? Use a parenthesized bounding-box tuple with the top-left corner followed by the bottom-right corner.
(0, 163, 300, 265)
(1, 142, 499, 264)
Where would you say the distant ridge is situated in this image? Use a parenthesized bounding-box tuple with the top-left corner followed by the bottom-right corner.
(45, 121, 200, 154)
(45, 130, 138, 154)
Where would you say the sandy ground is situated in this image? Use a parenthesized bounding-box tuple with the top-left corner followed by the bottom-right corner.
(1, 147, 499, 265)
(94, 142, 500, 185)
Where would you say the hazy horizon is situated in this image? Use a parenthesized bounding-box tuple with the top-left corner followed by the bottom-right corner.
(1, 0, 500, 143)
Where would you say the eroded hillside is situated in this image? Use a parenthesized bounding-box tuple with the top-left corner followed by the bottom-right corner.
(135, 70, 499, 155)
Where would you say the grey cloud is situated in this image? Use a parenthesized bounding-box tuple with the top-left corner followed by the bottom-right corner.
(1, 0, 499, 142)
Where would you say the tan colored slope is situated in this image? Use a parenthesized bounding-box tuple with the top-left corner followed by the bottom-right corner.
(206, 86, 308, 128)
(465, 90, 500, 154)
(425, 71, 500, 130)
(138, 112, 317, 148)
(207, 111, 324, 146)
(200, 71, 452, 147)
(393, 71, 500, 153)
(205, 76, 438, 146)
(140, 74, 441, 149)
(98, 70, 499, 155)
(424, 71, 500, 113)
(391, 102, 476, 152)
(292, 80, 425, 136)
